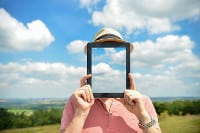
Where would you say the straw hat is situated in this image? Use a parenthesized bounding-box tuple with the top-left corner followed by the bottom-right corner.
(84, 28, 134, 54)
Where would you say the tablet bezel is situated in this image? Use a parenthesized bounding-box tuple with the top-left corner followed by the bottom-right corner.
(87, 41, 130, 98)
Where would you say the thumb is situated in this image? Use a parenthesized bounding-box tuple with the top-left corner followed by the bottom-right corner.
(128, 73, 136, 90)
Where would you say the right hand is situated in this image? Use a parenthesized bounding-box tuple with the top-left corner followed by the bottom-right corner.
(72, 74, 94, 117)
(118, 73, 150, 122)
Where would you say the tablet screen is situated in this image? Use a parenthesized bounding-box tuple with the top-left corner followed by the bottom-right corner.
(92, 47, 126, 93)
(87, 42, 130, 98)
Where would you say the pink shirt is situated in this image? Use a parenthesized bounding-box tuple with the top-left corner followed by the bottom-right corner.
(60, 96, 159, 133)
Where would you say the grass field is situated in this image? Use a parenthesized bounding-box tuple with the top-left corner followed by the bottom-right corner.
(0, 115, 199, 133)
(0, 125, 60, 133)
(159, 115, 200, 133)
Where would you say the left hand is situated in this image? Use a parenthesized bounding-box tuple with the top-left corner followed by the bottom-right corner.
(72, 74, 94, 118)
(119, 73, 150, 121)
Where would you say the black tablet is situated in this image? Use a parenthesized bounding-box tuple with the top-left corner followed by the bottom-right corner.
(87, 41, 130, 98)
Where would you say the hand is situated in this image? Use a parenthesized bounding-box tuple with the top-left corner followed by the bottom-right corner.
(73, 74, 94, 117)
(119, 73, 150, 121)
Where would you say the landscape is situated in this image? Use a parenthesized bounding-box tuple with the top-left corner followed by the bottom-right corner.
(0, 97, 200, 133)
(1, 1, 200, 133)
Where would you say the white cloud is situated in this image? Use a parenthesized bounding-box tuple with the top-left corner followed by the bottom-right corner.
(134, 73, 200, 97)
(0, 8, 54, 52)
(110, 49, 126, 65)
(0, 61, 125, 98)
(146, 18, 180, 34)
(93, 48, 126, 65)
(93, 62, 112, 74)
(66, 40, 88, 53)
(120, 0, 200, 20)
(0, 62, 86, 98)
(79, 0, 101, 11)
(131, 35, 200, 97)
(1, 34, 200, 98)
(132, 35, 195, 68)
(90, 0, 200, 34)
(92, 62, 125, 93)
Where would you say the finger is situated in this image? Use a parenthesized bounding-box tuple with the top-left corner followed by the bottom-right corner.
(124, 91, 130, 104)
(125, 94, 133, 105)
(80, 74, 92, 87)
(79, 85, 93, 102)
(128, 73, 136, 90)
(78, 89, 87, 102)
(128, 95, 136, 106)
(84, 85, 93, 102)
(124, 90, 136, 106)
(86, 85, 94, 101)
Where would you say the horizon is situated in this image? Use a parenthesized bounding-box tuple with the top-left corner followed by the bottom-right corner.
(1, 96, 200, 100)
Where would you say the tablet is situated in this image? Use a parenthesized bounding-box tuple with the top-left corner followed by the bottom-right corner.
(87, 41, 130, 98)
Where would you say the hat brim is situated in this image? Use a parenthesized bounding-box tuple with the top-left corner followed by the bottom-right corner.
(84, 39, 134, 54)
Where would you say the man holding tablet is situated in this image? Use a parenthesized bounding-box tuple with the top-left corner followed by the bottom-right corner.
(60, 28, 162, 133)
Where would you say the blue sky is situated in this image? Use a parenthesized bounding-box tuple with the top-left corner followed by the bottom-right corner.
(0, 0, 200, 98)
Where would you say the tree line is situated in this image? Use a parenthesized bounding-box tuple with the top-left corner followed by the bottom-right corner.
(153, 99, 200, 115)
(0, 108, 62, 130)
(0, 100, 200, 130)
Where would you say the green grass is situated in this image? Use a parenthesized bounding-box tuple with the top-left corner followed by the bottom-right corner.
(159, 115, 200, 133)
(0, 124, 60, 133)
(0, 115, 199, 133)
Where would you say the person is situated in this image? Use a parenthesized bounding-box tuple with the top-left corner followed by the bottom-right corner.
(60, 28, 162, 133)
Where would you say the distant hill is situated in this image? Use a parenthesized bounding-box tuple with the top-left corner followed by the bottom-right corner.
(0, 97, 199, 109)
(151, 96, 200, 102)
(0, 98, 68, 109)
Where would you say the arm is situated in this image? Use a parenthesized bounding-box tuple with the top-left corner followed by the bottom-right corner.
(120, 73, 162, 133)
(61, 75, 94, 133)
(63, 110, 89, 133)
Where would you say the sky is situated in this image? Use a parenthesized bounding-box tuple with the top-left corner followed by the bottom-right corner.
(0, 0, 200, 99)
